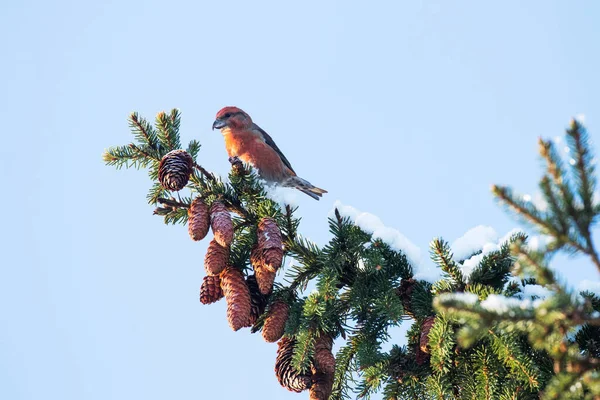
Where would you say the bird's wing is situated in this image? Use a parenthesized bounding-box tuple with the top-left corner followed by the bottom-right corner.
(252, 123, 296, 174)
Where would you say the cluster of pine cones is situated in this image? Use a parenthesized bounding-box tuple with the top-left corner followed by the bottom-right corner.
(158, 150, 335, 399)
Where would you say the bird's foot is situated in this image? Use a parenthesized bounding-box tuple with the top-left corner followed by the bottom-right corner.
(228, 156, 246, 176)
(228, 156, 241, 164)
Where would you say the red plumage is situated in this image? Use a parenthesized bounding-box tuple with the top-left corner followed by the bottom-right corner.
(212, 106, 327, 200)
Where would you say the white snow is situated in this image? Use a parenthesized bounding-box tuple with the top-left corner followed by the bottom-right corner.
(452, 227, 521, 281)
(578, 280, 600, 296)
(357, 258, 366, 271)
(332, 201, 423, 277)
(413, 263, 443, 283)
(451, 225, 498, 261)
(263, 182, 300, 208)
(460, 242, 500, 279)
(523, 194, 532, 202)
(439, 292, 479, 305)
(480, 294, 541, 314)
(526, 235, 555, 252)
(521, 284, 553, 300)
(498, 228, 524, 246)
(328, 201, 360, 221)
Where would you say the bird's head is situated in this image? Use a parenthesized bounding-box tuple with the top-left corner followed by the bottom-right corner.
(212, 106, 252, 131)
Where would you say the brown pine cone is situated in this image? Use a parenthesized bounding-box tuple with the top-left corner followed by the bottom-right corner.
(415, 347, 429, 366)
(257, 218, 283, 272)
(397, 278, 417, 318)
(188, 197, 210, 241)
(204, 239, 229, 275)
(199, 275, 223, 305)
(309, 365, 334, 400)
(255, 264, 276, 295)
(262, 247, 283, 274)
(309, 369, 333, 400)
(158, 149, 194, 191)
(251, 246, 276, 295)
(313, 334, 335, 375)
(210, 201, 233, 248)
(275, 338, 312, 393)
(262, 300, 289, 343)
(220, 267, 251, 331)
(246, 274, 268, 326)
(420, 316, 436, 354)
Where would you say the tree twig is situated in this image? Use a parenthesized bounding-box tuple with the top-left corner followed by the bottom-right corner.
(194, 162, 216, 182)
(158, 197, 190, 208)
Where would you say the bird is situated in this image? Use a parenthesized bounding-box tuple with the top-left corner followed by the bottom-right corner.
(212, 106, 327, 200)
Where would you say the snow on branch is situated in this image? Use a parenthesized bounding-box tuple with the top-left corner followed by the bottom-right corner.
(330, 200, 424, 277)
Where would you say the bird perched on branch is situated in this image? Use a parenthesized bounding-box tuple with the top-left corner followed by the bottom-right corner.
(212, 106, 327, 200)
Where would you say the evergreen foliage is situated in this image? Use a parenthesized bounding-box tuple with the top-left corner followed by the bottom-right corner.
(105, 112, 599, 399)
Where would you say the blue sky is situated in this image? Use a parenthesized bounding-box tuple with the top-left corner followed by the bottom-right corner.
(2, 1, 600, 399)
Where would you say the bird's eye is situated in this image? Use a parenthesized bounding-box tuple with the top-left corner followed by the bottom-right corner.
(223, 113, 231, 118)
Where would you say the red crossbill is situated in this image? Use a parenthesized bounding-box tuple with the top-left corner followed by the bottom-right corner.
(212, 106, 327, 200)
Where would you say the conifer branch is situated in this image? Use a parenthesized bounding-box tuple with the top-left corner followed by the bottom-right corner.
(157, 197, 190, 209)
(129, 111, 160, 151)
(128, 143, 160, 161)
(567, 120, 596, 216)
(492, 185, 562, 237)
(430, 239, 464, 290)
(194, 162, 216, 182)
(489, 330, 539, 389)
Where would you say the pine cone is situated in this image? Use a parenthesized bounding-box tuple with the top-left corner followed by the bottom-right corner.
(188, 197, 210, 241)
(309, 365, 334, 400)
(397, 278, 417, 318)
(275, 338, 312, 393)
(158, 149, 193, 191)
(313, 335, 335, 375)
(210, 201, 234, 247)
(262, 247, 283, 273)
(220, 267, 252, 331)
(420, 316, 435, 354)
(204, 239, 229, 275)
(246, 274, 268, 326)
(262, 300, 289, 343)
(257, 218, 283, 272)
(251, 246, 276, 295)
(255, 264, 276, 295)
(199, 275, 223, 304)
(415, 348, 429, 366)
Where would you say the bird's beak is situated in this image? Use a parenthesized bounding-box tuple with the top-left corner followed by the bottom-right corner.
(212, 118, 226, 130)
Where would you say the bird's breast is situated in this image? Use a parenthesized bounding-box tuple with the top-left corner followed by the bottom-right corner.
(222, 131, 288, 182)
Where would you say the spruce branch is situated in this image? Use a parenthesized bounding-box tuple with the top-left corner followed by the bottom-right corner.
(194, 162, 216, 182)
(489, 330, 540, 389)
(147, 182, 169, 205)
(492, 185, 563, 239)
(128, 143, 160, 162)
(430, 238, 464, 290)
(566, 120, 596, 217)
(129, 111, 160, 151)
(155, 109, 181, 151)
(539, 175, 570, 236)
(157, 197, 190, 209)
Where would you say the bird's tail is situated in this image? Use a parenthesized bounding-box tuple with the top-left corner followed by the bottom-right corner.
(286, 176, 327, 200)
